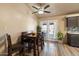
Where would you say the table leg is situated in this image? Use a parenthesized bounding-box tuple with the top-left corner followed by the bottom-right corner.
(33, 38, 36, 56)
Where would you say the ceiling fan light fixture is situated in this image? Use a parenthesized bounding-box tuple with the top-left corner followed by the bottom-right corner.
(38, 10, 44, 14)
(32, 4, 50, 14)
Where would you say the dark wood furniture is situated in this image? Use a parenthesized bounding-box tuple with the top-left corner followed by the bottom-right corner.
(36, 32, 44, 55)
(21, 32, 38, 56)
(66, 16, 79, 47)
(28, 35, 37, 56)
(21, 32, 44, 56)
(67, 33, 79, 47)
(66, 16, 79, 28)
(37, 32, 44, 50)
(6, 34, 22, 56)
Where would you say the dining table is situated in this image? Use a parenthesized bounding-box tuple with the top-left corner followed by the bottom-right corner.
(20, 33, 37, 56)
(27, 34, 37, 56)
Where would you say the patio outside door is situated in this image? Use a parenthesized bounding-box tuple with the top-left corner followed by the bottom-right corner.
(40, 20, 58, 41)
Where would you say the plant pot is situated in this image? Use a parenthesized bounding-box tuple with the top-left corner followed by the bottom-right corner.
(58, 40, 63, 44)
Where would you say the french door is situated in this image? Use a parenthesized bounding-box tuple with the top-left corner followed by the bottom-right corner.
(40, 20, 58, 41)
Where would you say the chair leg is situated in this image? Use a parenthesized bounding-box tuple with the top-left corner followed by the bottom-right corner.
(8, 53, 12, 56)
(37, 44, 39, 56)
(43, 40, 44, 46)
(33, 40, 36, 56)
(8, 49, 12, 56)
(20, 47, 25, 56)
(41, 40, 43, 50)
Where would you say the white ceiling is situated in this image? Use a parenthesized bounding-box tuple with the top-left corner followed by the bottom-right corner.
(28, 3, 79, 18)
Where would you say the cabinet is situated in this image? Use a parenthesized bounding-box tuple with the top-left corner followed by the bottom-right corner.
(66, 16, 79, 29)
(67, 33, 79, 47)
(66, 16, 79, 47)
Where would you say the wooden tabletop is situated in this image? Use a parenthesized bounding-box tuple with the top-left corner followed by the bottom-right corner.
(27, 35, 36, 37)
(27, 33, 37, 38)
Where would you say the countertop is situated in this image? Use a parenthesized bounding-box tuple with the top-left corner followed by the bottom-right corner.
(67, 31, 79, 34)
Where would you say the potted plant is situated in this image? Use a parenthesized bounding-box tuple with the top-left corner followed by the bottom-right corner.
(37, 25, 41, 33)
(57, 32, 63, 43)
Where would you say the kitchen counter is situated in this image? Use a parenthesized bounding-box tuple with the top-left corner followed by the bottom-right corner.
(67, 33, 79, 47)
(67, 31, 79, 34)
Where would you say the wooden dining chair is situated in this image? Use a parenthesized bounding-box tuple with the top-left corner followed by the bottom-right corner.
(38, 32, 44, 49)
(41, 32, 44, 48)
(21, 32, 40, 56)
(21, 32, 31, 55)
(36, 32, 44, 52)
(6, 34, 22, 56)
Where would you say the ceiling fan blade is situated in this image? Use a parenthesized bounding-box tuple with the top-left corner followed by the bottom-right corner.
(32, 6, 39, 10)
(44, 11, 51, 13)
(32, 11, 38, 14)
(44, 5, 50, 9)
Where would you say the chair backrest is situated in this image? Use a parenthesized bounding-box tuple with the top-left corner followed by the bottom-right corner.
(21, 32, 30, 44)
(6, 34, 12, 56)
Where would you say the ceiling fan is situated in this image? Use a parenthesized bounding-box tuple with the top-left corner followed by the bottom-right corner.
(32, 4, 51, 14)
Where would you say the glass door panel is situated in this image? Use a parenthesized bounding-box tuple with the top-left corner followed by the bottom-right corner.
(41, 23, 48, 39)
(48, 23, 54, 39)
(40, 20, 58, 41)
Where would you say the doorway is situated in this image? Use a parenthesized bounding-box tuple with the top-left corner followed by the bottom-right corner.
(40, 20, 58, 41)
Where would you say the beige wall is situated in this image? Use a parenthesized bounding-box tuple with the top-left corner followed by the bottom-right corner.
(0, 4, 37, 44)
